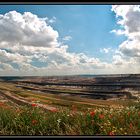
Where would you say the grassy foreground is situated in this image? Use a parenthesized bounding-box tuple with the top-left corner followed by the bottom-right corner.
(0, 101, 140, 135)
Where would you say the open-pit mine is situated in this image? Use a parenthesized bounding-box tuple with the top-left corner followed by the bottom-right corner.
(0, 74, 140, 111)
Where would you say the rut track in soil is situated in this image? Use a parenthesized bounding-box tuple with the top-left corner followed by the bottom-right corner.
(0, 89, 123, 110)
(0, 90, 58, 112)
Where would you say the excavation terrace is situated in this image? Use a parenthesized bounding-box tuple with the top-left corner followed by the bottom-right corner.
(1, 74, 140, 100)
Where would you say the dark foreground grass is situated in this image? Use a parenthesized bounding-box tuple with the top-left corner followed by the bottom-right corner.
(0, 101, 140, 135)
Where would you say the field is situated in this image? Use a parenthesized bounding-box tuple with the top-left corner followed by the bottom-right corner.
(0, 74, 140, 135)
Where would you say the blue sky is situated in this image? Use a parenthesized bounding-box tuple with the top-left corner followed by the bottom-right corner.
(1, 5, 139, 76)
(0, 5, 126, 63)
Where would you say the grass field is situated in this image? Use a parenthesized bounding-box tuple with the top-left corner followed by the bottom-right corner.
(0, 100, 140, 135)
(0, 82, 140, 135)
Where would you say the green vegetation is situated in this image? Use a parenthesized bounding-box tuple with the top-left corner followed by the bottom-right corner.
(0, 101, 140, 135)
(0, 82, 140, 135)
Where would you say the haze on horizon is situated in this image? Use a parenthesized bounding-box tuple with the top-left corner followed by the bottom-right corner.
(0, 5, 140, 76)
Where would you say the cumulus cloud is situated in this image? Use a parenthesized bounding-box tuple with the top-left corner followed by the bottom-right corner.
(0, 10, 108, 76)
(112, 5, 140, 57)
(111, 5, 140, 73)
(1, 8, 140, 76)
(111, 5, 140, 36)
(0, 11, 59, 47)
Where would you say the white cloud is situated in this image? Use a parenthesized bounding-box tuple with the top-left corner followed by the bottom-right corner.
(0, 11, 59, 47)
(0, 8, 140, 76)
(0, 11, 109, 76)
(100, 47, 111, 53)
(110, 29, 125, 35)
(63, 36, 72, 41)
(111, 5, 140, 73)
(48, 16, 56, 23)
(112, 5, 140, 58)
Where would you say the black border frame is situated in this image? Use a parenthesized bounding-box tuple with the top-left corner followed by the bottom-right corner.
(0, 1, 140, 138)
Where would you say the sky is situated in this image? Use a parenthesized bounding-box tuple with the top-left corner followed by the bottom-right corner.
(0, 5, 140, 76)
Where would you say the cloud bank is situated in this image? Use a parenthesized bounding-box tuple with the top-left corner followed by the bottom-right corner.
(111, 5, 140, 74)
(0, 7, 140, 76)
(0, 11, 109, 76)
